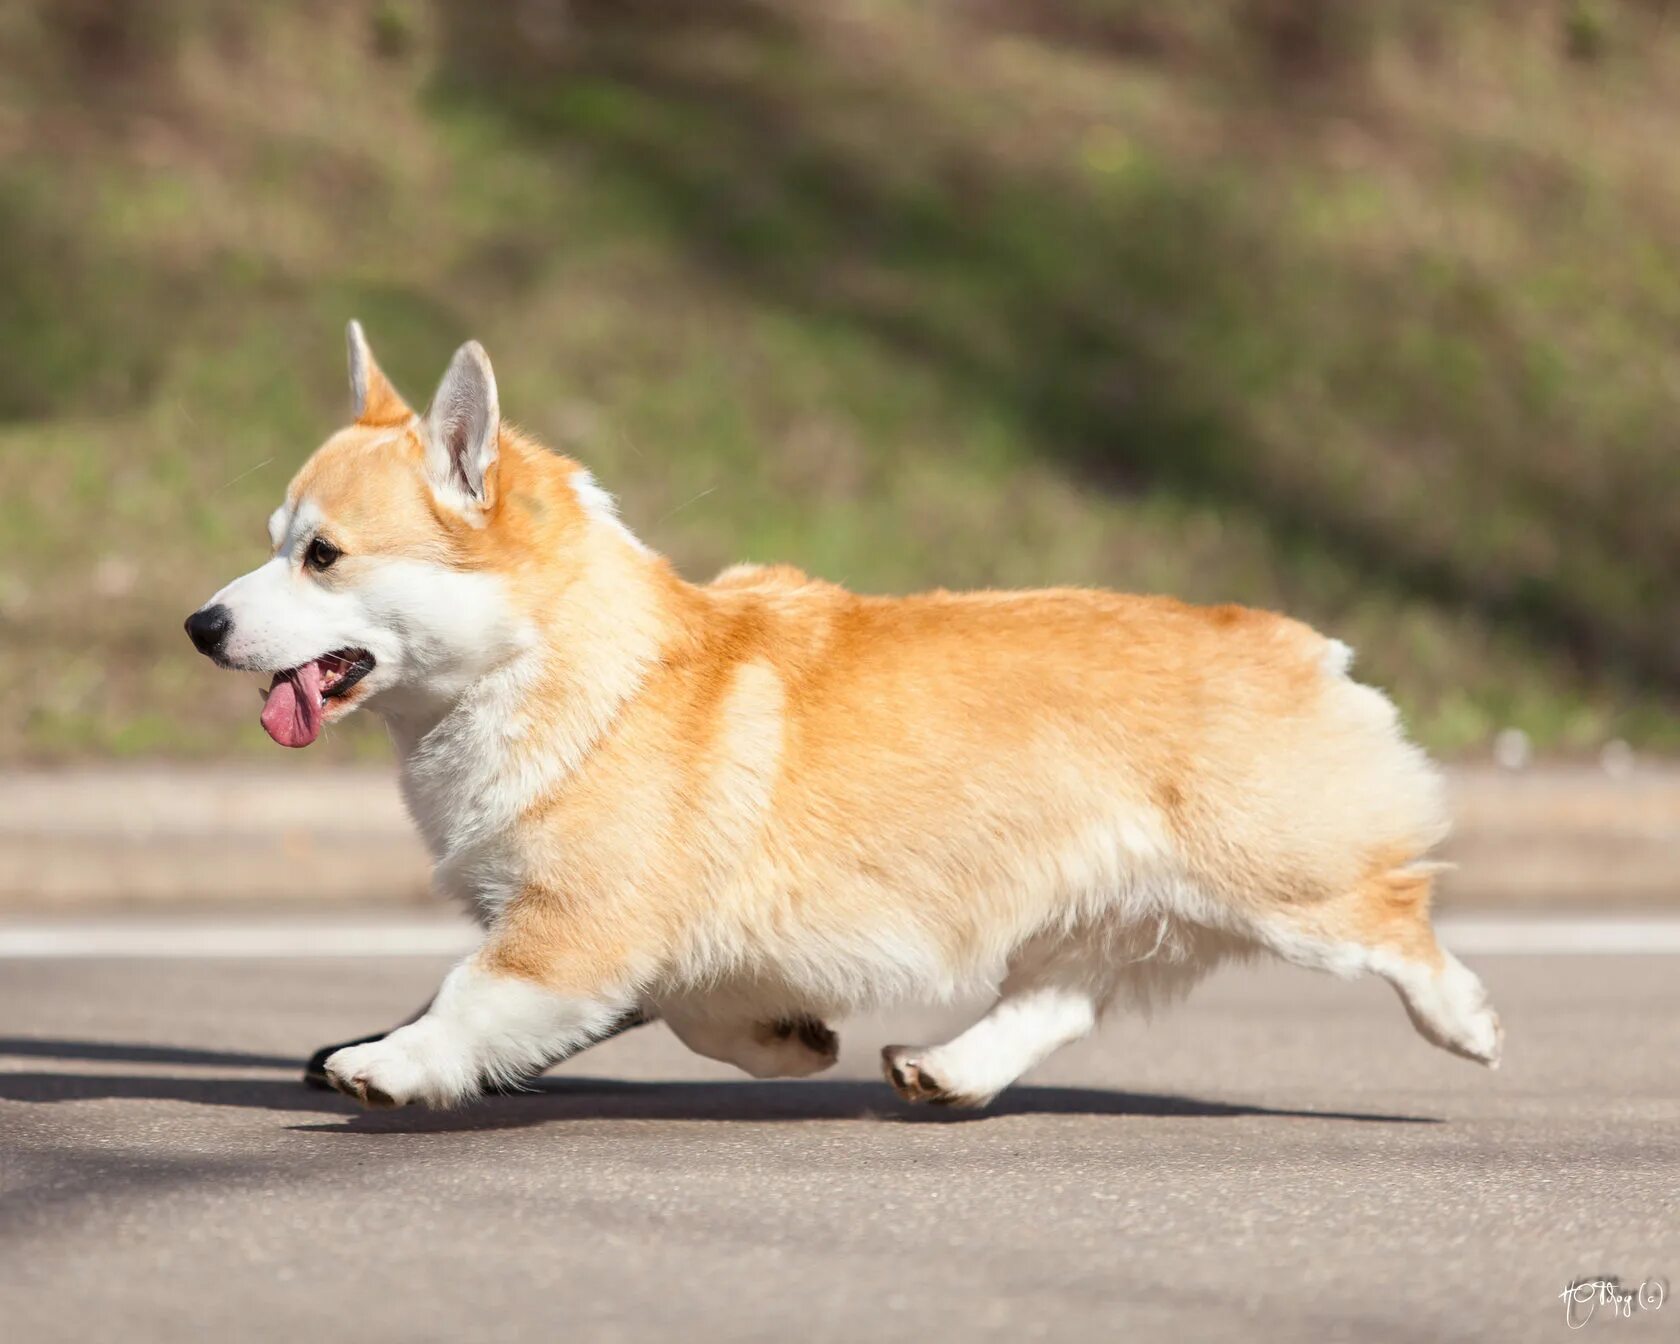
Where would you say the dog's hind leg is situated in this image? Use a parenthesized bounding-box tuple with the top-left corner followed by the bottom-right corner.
(1254, 867, 1503, 1067)
(882, 936, 1109, 1108)
(661, 1005, 840, 1079)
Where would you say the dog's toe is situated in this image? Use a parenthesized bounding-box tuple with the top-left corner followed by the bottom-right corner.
(323, 1042, 420, 1109)
(881, 1046, 983, 1106)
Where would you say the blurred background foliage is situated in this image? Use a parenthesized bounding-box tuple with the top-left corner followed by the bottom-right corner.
(0, 0, 1675, 760)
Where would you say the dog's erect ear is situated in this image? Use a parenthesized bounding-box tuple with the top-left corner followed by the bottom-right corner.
(346, 320, 412, 425)
(423, 340, 500, 506)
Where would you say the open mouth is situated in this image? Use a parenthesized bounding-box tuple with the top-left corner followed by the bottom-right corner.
(258, 648, 375, 749)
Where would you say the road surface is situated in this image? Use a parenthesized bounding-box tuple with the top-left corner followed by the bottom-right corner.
(1, 914, 1676, 1342)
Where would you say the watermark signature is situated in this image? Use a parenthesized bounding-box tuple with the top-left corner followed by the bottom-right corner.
(1560, 1276, 1667, 1329)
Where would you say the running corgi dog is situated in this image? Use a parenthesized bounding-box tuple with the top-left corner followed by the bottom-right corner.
(184, 323, 1502, 1109)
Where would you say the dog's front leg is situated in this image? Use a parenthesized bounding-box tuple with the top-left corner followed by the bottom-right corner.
(322, 946, 637, 1109)
(304, 1000, 653, 1092)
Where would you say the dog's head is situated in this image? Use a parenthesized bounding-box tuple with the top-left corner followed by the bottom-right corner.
(186, 323, 568, 747)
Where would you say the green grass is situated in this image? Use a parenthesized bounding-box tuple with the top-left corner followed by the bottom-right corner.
(2, 0, 1677, 761)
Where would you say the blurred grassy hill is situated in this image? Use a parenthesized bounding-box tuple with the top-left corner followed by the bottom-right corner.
(1, 0, 1676, 761)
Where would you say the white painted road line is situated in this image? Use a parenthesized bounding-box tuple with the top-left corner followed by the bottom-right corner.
(0, 916, 1678, 959)
(1435, 917, 1680, 955)
(0, 922, 477, 959)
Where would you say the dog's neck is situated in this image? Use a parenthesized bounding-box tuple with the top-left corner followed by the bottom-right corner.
(378, 484, 685, 870)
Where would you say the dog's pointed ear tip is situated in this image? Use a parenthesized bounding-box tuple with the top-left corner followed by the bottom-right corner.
(443, 341, 498, 406)
(346, 320, 378, 376)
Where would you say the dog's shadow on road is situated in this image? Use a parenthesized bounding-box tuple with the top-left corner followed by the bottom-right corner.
(288, 1076, 1445, 1135)
(0, 1036, 1441, 1132)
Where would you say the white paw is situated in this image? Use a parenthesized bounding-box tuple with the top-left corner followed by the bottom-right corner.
(323, 1033, 469, 1109)
(880, 1045, 992, 1108)
(1458, 1005, 1504, 1069)
(1439, 958, 1504, 1068)
(1401, 956, 1505, 1069)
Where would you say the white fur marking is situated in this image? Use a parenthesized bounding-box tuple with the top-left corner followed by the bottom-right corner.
(886, 985, 1099, 1104)
(323, 957, 630, 1106)
(1369, 947, 1503, 1066)
(1259, 918, 1502, 1067)
(571, 469, 650, 553)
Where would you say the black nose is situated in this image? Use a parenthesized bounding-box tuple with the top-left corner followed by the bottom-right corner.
(184, 604, 232, 657)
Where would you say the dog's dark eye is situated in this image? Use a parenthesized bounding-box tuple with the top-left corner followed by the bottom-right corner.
(306, 537, 342, 572)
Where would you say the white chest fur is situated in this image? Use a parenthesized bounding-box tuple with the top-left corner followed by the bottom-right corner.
(388, 637, 650, 923)
(392, 663, 556, 923)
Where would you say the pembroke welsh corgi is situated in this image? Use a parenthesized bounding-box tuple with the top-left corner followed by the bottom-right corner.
(185, 322, 1502, 1109)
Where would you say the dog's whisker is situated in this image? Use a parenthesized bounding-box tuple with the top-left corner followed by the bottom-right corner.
(654, 485, 717, 527)
(213, 456, 275, 494)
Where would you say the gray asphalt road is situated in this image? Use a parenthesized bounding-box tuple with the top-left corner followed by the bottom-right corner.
(2, 937, 1676, 1342)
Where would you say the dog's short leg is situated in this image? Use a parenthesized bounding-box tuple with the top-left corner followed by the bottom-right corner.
(322, 948, 639, 1109)
(662, 1007, 839, 1079)
(1253, 872, 1502, 1068)
(882, 987, 1097, 1108)
(303, 1001, 652, 1091)
(883, 941, 1107, 1107)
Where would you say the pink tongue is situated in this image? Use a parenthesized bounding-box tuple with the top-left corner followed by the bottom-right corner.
(260, 661, 326, 748)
